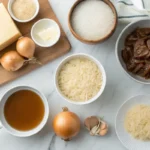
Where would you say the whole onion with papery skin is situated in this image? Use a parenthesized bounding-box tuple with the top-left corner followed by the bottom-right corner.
(0, 51, 25, 71)
(16, 37, 35, 59)
(53, 107, 80, 141)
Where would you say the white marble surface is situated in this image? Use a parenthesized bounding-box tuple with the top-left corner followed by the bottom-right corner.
(0, 0, 149, 150)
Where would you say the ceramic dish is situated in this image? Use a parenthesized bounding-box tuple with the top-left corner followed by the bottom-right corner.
(8, 0, 39, 23)
(116, 95, 150, 150)
(55, 53, 106, 105)
(0, 86, 49, 137)
(116, 19, 150, 84)
(31, 18, 61, 47)
(68, 0, 117, 44)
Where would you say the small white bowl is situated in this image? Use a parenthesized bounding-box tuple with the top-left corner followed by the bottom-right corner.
(31, 19, 61, 47)
(55, 53, 106, 105)
(0, 86, 49, 137)
(116, 19, 150, 84)
(8, 0, 39, 23)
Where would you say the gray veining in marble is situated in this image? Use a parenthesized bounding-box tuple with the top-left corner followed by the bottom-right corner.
(0, 0, 149, 150)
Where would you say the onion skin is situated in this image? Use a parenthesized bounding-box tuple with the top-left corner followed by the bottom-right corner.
(53, 107, 80, 141)
(16, 37, 35, 58)
(0, 51, 25, 71)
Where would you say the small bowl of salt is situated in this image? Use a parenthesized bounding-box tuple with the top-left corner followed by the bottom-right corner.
(68, 0, 117, 44)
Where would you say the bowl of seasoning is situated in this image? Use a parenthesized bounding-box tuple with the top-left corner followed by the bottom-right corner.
(68, 0, 117, 44)
(116, 19, 150, 84)
(8, 0, 39, 23)
(55, 53, 106, 105)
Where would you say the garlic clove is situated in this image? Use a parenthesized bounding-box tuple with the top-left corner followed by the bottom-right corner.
(90, 124, 100, 136)
(84, 116, 109, 137)
(100, 121, 107, 130)
(84, 116, 99, 131)
(99, 128, 108, 136)
(90, 131, 94, 136)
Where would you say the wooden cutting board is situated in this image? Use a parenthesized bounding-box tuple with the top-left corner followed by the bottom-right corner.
(0, 0, 71, 86)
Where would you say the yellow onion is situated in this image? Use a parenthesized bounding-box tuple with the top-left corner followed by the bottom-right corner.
(0, 51, 25, 71)
(53, 107, 80, 141)
(16, 37, 35, 58)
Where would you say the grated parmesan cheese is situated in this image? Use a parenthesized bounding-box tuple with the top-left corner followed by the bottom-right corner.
(58, 57, 103, 102)
(12, 0, 36, 20)
(125, 104, 150, 140)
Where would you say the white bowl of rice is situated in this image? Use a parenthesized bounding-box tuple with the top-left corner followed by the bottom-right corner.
(55, 53, 106, 105)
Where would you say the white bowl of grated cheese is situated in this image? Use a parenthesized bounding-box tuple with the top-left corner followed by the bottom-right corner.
(8, 0, 40, 23)
(55, 53, 106, 105)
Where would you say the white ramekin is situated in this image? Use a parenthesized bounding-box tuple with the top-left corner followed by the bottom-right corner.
(0, 86, 49, 137)
(31, 18, 61, 47)
(55, 53, 106, 105)
(8, 0, 40, 23)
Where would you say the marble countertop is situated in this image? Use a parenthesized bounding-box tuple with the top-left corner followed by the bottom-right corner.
(0, 0, 149, 150)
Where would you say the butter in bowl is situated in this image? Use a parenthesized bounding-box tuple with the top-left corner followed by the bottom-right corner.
(31, 19, 61, 47)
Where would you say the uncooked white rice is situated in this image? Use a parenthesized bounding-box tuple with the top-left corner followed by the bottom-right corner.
(58, 57, 103, 102)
